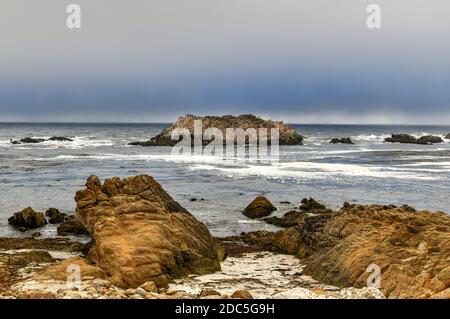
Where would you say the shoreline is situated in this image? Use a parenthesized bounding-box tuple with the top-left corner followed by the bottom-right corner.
(1, 179, 449, 299)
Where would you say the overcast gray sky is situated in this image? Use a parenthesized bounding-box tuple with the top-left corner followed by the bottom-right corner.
(0, 0, 449, 123)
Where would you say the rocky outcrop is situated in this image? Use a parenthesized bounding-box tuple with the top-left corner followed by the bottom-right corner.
(416, 135, 444, 144)
(45, 208, 67, 224)
(10, 137, 73, 144)
(268, 204, 450, 299)
(129, 114, 304, 146)
(242, 196, 276, 219)
(445, 133, 450, 140)
(384, 134, 444, 145)
(8, 207, 47, 231)
(330, 137, 354, 144)
(57, 216, 89, 236)
(74, 175, 223, 288)
(264, 210, 307, 227)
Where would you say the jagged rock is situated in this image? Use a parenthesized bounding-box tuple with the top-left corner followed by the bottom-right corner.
(128, 114, 304, 146)
(330, 137, 354, 144)
(231, 290, 253, 299)
(45, 208, 67, 224)
(47, 136, 73, 141)
(57, 216, 90, 236)
(269, 203, 450, 299)
(384, 134, 443, 145)
(416, 135, 444, 145)
(299, 198, 334, 215)
(263, 210, 306, 227)
(445, 133, 450, 139)
(8, 207, 47, 230)
(242, 196, 276, 219)
(74, 175, 223, 288)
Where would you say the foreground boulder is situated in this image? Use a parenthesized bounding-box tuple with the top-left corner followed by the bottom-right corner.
(129, 114, 304, 146)
(74, 175, 223, 288)
(242, 196, 276, 219)
(269, 204, 450, 298)
(384, 134, 444, 145)
(330, 137, 354, 144)
(8, 207, 47, 231)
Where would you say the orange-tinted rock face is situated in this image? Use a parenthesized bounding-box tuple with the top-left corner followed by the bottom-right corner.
(74, 175, 223, 288)
(270, 204, 450, 299)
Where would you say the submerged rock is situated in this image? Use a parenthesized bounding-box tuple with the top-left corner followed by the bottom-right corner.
(45, 208, 67, 224)
(8, 207, 47, 231)
(242, 196, 276, 219)
(128, 114, 304, 146)
(384, 134, 443, 145)
(74, 174, 223, 288)
(330, 137, 354, 144)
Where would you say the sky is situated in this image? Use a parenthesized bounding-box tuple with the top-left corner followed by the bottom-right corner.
(0, 0, 449, 124)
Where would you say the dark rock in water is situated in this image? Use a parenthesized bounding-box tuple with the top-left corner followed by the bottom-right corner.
(445, 133, 450, 139)
(10, 136, 73, 144)
(47, 136, 73, 142)
(57, 216, 90, 236)
(416, 135, 444, 145)
(299, 197, 325, 211)
(280, 201, 291, 204)
(263, 210, 306, 227)
(31, 232, 42, 238)
(330, 137, 354, 144)
(242, 196, 276, 219)
(189, 198, 197, 202)
(129, 114, 304, 146)
(384, 134, 443, 145)
(10, 137, 46, 144)
(384, 134, 417, 144)
(45, 208, 67, 224)
(8, 207, 47, 230)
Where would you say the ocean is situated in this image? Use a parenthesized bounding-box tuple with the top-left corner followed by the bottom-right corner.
(1, 123, 449, 238)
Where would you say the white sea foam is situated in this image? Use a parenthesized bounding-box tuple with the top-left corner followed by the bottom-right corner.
(188, 161, 439, 181)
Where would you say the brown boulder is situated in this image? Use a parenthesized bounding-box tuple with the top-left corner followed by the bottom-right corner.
(242, 196, 276, 219)
(8, 207, 47, 231)
(231, 290, 253, 299)
(74, 175, 222, 288)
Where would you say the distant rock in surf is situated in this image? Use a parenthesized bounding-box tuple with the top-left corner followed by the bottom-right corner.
(128, 114, 304, 146)
(10, 136, 73, 144)
(47, 136, 73, 142)
(330, 137, 354, 144)
(384, 134, 444, 145)
(444, 133, 450, 139)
